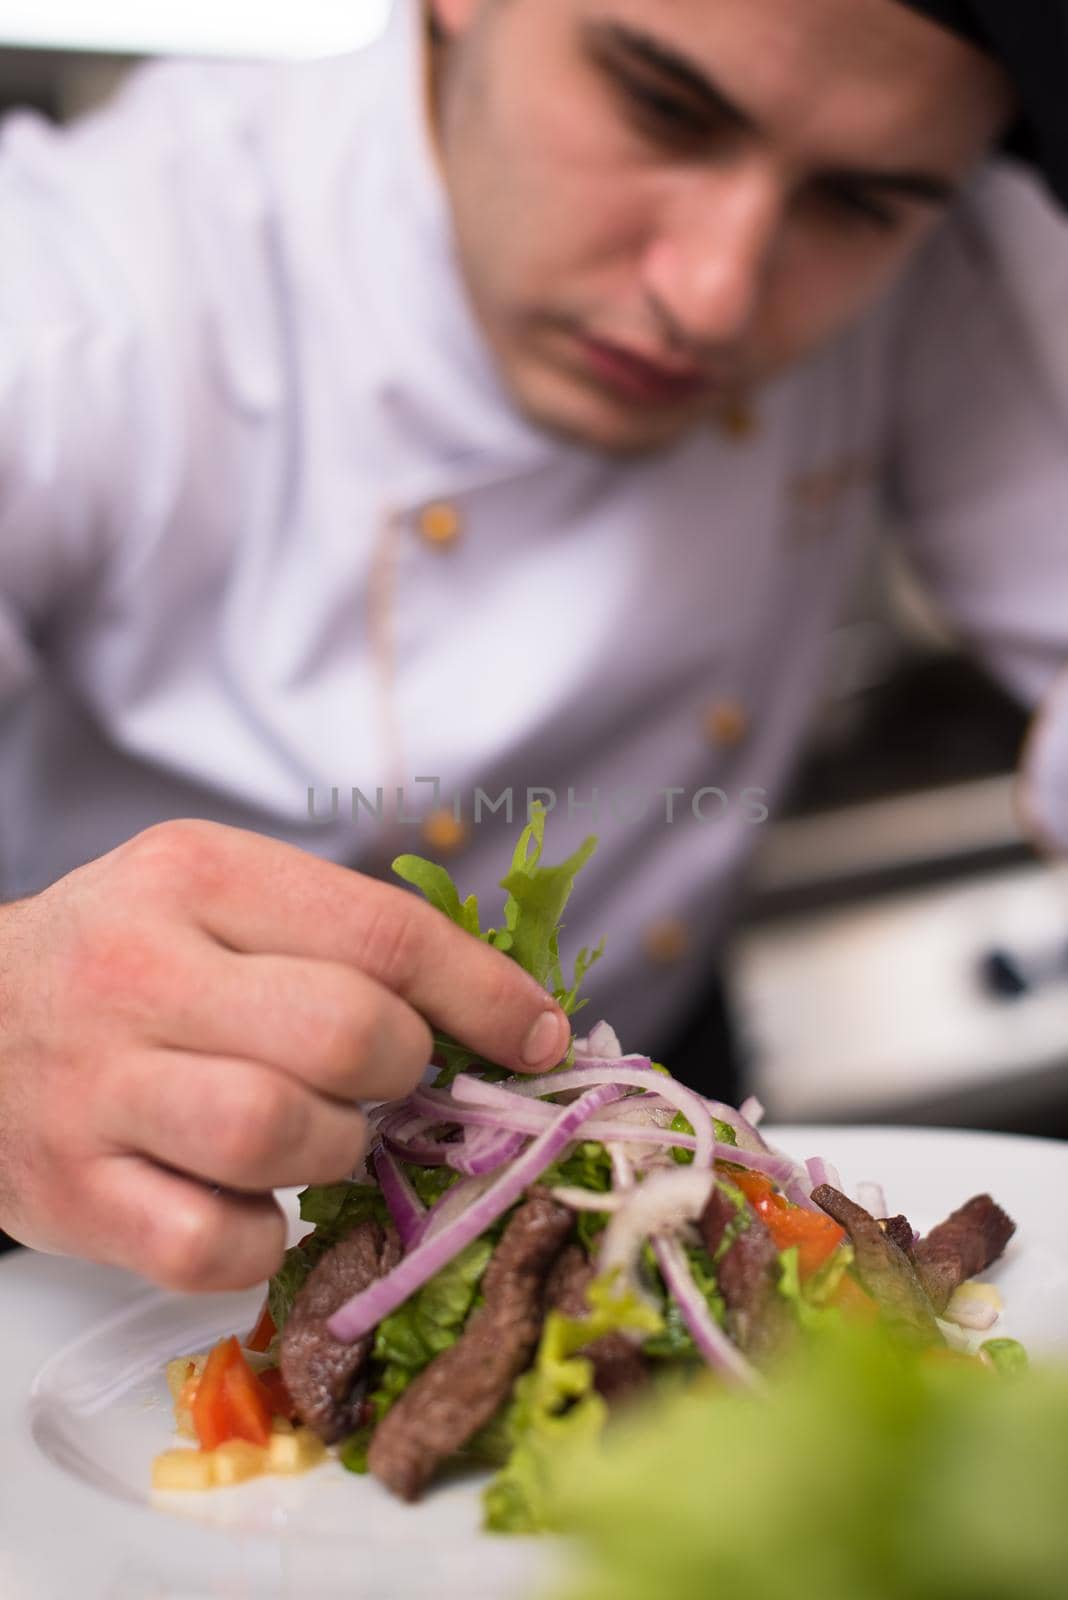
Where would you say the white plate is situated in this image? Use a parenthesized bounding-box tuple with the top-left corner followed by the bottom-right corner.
(3, 1126, 1067, 1599)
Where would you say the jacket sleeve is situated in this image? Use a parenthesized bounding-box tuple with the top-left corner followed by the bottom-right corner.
(888, 160, 1068, 850)
(0, 58, 278, 709)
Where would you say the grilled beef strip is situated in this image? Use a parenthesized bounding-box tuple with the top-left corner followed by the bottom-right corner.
(545, 1245, 649, 1403)
(280, 1218, 400, 1444)
(880, 1215, 917, 1257)
(812, 1186, 942, 1348)
(913, 1195, 1016, 1315)
(368, 1192, 573, 1502)
(699, 1184, 795, 1367)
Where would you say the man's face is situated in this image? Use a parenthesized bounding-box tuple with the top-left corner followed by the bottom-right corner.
(428, 0, 1013, 454)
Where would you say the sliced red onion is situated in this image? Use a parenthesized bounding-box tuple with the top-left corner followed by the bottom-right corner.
(506, 1055, 660, 1089)
(598, 1168, 717, 1316)
(411, 1173, 494, 1248)
(326, 1083, 622, 1344)
(780, 1174, 823, 1215)
(574, 1020, 623, 1059)
(372, 1145, 425, 1253)
(383, 1132, 453, 1167)
(806, 1157, 843, 1193)
(549, 1185, 623, 1213)
(738, 1095, 766, 1128)
(585, 1119, 696, 1151)
(855, 1181, 888, 1218)
(607, 1142, 634, 1190)
(377, 1106, 455, 1166)
(704, 1099, 770, 1154)
(653, 1235, 762, 1390)
(450, 1075, 547, 1113)
(448, 1125, 527, 1177)
(448, 1074, 816, 1183)
(412, 1086, 548, 1138)
(720, 1144, 809, 1189)
(491, 1066, 717, 1170)
(447, 1077, 689, 1150)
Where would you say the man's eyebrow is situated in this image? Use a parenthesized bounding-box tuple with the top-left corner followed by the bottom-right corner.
(584, 19, 958, 205)
(819, 168, 957, 206)
(583, 20, 756, 133)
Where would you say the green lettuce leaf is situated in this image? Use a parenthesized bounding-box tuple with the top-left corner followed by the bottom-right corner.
(540, 1142, 614, 1249)
(776, 1245, 847, 1335)
(402, 1165, 462, 1207)
(547, 1328, 1068, 1600)
(296, 1182, 387, 1232)
(643, 1243, 726, 1362)
(557, 938, 607, 1018)
(391, 855, 483, 938)
(483, 1273, 663, 1534)
(541, 1141, 613, 1194)
(494, 809, 598, 992)
(372, 1236, 494, 1371)
(390, 804, 600, 1085)
(669, 1110, 738, 1165)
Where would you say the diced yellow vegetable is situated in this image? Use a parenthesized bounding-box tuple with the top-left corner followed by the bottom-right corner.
(943, 1281, 1004, 1332)
(267, 1427, 327, 1476)
(271, 1416, 295, 1436)
(152, 1448, 217, 1492)
(957, 1282, 1003, 1311)
(166, 1352, 209, 1438)
(165, 1356, 198, 1404)
(210, 1440, 268, 1486)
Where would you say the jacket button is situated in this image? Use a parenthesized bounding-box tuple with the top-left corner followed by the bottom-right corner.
(421, 808, 469, 855)
(642, 917, 690, 966)
(718, 400, 758, 440)
(417, 502, 463, 548)
(702, 699, 750, 749)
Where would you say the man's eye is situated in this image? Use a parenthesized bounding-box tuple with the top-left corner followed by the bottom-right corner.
(821, 183, 902, 232)
(614, 71, 712, 148)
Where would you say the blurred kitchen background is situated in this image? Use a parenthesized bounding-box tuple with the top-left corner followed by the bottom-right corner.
(3, 2, 1066, 1140)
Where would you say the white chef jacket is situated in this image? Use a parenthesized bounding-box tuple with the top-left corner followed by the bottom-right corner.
(1, 0, 1067, 1053)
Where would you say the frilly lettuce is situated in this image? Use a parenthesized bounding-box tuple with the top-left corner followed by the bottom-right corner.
(546, 1328, 1068, 1600)
(393, 804, 602, 1084)
(483, 1273, 662, 1534)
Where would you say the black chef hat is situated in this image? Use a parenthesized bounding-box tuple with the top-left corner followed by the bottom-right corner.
(899, 2, 1068, 208)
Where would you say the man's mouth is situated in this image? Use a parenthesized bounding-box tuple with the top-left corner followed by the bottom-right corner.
(575, 333, 715, 407)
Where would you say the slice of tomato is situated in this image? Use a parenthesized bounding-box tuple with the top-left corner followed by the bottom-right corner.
(245, 1298, 277, 1353)
(769, 1207, 847, 1279)
(221, 1348, 274, 1447)
(191, 1336, 274, 1450)
(191, 1337, 240, 1451)
(729, 1170, 846, 1279)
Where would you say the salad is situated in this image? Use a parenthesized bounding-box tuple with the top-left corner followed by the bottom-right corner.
(547, 1327, 1068, 1600)
(153, 811, 1022, 1529)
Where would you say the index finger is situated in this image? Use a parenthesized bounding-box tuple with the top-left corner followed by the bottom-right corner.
(136, 822, 571, 1075)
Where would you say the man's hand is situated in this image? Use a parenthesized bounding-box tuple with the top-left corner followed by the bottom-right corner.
(0, 821, 569, 1292)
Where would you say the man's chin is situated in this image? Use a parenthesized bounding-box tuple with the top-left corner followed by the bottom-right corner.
(505, 362, 711, 458)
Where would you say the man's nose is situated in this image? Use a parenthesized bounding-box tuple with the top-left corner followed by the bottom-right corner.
(642, 166, 782, 351)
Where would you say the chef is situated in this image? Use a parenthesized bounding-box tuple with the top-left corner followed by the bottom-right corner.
(0, 0, 1065, 1287)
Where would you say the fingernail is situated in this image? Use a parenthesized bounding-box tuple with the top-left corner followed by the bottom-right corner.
(521, 1009, 568, 1069)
